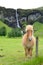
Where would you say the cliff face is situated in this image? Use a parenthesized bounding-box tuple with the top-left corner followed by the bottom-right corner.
(0, 6, 43, 28)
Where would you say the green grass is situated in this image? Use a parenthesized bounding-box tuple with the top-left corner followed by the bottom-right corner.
(0, 37, 43, 65)
(33, 22, 43, 37)
(0, 21, 43, 65)
(0, 21, 12, 34)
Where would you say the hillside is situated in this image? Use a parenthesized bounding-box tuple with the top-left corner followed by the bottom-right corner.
(0, 21, 12, 34)
(33, 22, 43, 37)
(0, 20, 43, 37)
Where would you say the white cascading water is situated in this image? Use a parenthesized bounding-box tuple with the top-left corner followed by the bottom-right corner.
(16, 9, 20, 28)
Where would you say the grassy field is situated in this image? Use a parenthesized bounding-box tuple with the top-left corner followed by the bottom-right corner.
(0, 37, 43, 65)
(0, 21, 43, 65)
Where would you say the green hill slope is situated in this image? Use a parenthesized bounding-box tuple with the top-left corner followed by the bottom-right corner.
(0, 21, 12, 35)
(0, 21, 43, 37)
(33, 22, 43, 37)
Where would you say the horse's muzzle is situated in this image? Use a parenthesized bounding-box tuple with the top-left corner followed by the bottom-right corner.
(28, 37, 32, 41)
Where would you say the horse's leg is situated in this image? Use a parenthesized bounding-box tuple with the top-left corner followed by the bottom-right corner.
(29, 49, 32, 56)
(24, 48, 28, 57)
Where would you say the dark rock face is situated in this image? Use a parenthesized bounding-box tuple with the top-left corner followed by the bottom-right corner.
(0, 6, 43, 28)
(27, 12, 41, 24)
(0, 7, 17, 28)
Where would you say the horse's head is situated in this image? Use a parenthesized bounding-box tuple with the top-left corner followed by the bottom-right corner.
(25, 25, 33, 41)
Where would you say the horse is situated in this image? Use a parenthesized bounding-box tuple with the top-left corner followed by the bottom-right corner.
(22, 25, 35, 57)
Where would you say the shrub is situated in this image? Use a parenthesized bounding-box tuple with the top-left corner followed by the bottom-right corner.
(0, 27, 6, 36)
(8, 28, 22, 38)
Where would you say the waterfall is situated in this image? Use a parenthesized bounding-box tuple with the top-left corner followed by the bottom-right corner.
(16, 9, 20, 28)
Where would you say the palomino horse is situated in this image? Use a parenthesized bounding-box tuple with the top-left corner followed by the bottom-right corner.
(22, 25, 35, 57)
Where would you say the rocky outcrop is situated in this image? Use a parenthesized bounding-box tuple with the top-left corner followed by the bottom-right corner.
(0, 6, 43, 28)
